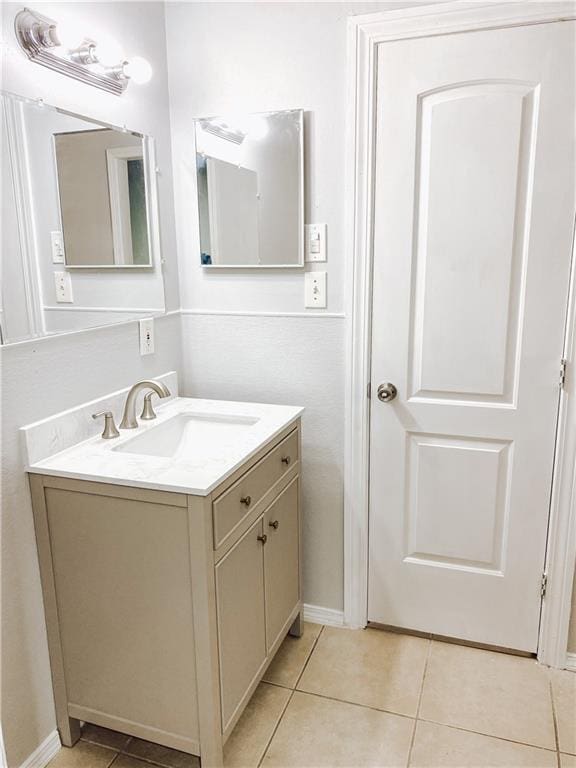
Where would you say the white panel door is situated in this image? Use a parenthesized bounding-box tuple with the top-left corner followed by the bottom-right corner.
(368, 21, 575, 652)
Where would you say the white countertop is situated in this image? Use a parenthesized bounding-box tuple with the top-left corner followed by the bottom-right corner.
(26, 397, 303, 496)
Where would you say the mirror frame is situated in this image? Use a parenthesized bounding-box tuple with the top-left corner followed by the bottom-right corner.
(193, 108, 305, 269)
(1, 90, 166, 343)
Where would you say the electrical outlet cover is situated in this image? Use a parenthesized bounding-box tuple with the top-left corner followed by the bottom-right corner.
(139, 317, 155, 355)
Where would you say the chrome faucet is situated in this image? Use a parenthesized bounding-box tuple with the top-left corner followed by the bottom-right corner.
(119, 379, 171, 429)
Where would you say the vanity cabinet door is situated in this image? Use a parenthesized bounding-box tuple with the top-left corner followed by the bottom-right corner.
(215, 516, 266, 731)
(264, 477, 300, 652)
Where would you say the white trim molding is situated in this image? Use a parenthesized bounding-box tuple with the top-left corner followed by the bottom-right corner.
(303, 603, 345, 628)
(180, 310, 345, 319)
(566, 652, 576, 672)
(344, 1, 576, 663)
(538, 217, 576, 669)
(18, 730, 60, 768)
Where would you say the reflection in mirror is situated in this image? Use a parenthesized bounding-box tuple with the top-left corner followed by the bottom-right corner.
(0, 92, 165, 344)
(54, 128, 150, 267)
(195, 109, 303, 268)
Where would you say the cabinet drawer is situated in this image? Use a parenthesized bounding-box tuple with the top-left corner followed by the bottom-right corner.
(212, 429, 298, 549)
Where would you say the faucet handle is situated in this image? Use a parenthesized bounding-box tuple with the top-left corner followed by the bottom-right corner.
(140, 392, 158, 421)
(92, 411, 120, 439)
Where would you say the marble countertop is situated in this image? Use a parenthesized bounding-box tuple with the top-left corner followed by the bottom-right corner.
(26, 397, 303, 497)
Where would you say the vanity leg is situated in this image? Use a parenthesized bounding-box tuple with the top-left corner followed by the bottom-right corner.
(59, 717, 81, 747)
(289, 610, 303, 638)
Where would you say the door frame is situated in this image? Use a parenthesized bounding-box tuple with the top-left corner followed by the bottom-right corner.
(344, 0, 576, 667)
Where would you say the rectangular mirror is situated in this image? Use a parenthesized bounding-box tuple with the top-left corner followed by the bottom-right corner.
(194, 109, 304, 268)
(1, 92, 165, 344)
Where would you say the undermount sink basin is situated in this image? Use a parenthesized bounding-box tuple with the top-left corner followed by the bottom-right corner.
(113, 412, 260, 459)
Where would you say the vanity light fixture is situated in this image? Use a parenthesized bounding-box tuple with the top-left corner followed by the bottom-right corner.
(200, 119, 247, 144)
(14, 7, 152, 95)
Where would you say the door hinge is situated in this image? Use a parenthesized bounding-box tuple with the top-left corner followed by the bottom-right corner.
(541, 573, 548, 599)
(367, 382, 371, 399)
(560, 359, 567, 389)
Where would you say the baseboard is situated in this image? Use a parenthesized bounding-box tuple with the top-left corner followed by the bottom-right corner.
(566, 652, 576, 672)
(19, 731, 60, 768)
(303, 603, 345, 627)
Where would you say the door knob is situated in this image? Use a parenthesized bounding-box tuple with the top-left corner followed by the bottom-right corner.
(377, 382, 398, 403)
(257, 534, 267, 545)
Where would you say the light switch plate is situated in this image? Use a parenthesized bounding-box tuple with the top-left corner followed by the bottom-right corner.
(50, 231, 65, 264)
(305, 271, 327, 308)
(139, 318, 155, 355)
(54, 271, 73, 303)
(305, 223, 327, 262)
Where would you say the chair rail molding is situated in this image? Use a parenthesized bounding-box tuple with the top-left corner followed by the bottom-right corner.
(343, 0, 576, 668)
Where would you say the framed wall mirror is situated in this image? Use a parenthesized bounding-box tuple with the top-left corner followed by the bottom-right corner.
(1, 92, 165, 344)
(194, 109, 304, 268)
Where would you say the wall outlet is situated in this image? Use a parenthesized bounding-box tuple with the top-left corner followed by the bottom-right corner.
(139, 317, 155, 355)
(305, 271, 327, 308)
(50, 231, 65, 264)
(54, 271, 73, 303)
(305, 224, 327, 262)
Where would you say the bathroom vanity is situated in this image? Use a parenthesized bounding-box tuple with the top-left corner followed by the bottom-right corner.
(26, 393, 303, 767)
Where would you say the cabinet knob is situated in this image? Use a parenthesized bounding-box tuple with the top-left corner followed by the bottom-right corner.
(240, 495, 252, 507)
(269, 520, 279, 530)
(281, 456, 291, 465)
(257, 534, 267, 545)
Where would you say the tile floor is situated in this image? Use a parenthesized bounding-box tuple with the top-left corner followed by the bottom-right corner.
(48, 623, 576, 768)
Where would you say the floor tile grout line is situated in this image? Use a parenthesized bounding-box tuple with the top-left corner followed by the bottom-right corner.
(257, 624, 326, 768)
(549, 678, 562, 768)
(98, 744, 174, 768)
(118, 737, 133, 755)
(257, 687, 296, 768)
(80, 739, 124, 753)
(118, 755, 178, 768)
(292, 688, 416, 722)
(293, 624, 325, 689)
(406, 637, 433, 767)
(416, 715, 559, 753)
(262, 679, 293, 691)
(106, 752, 121, 768)
(262, 623, 324, 691)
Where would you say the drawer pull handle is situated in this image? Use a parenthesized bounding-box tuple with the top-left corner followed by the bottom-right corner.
(269, 520, 279, 530)
(281, 456, 291, 465)
(240, 495, 252, 507)
(257, 534, 268, 545)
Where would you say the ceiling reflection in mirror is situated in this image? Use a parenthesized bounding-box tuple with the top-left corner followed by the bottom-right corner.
(1, 92, 165, 344)
(195, 109, 304, 267)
